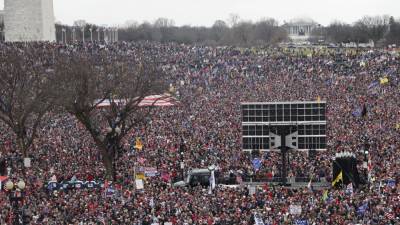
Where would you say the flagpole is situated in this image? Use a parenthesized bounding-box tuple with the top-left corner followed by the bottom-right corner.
(341, 171, 343, 189)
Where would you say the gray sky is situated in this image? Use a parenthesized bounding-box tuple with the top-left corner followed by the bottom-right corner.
(1, 0, 399, 26)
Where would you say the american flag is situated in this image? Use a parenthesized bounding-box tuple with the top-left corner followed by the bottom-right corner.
(385, 212, 395, 220)
(138, 94, 178, 107)
(95, 94, 178, 108)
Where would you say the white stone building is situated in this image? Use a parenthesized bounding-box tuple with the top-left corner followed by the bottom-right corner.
(0, 10, 4, 25)
(282, 18, 320, 42)
(0, 10, 4, 41)
(4, 0, 56, 42)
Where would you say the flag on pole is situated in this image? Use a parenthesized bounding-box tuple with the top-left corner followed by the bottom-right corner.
(368, 80, 379, 89)
(322, 190, 329, 202)
(252, 158, 262, 171)
(385, 212, 395, 220)
(95, 94, 178, 108)
(134, 137, 143, 151)
(0, 176, 8, 191)
(307, 178, 313, 191)
(357, 202, 368, 215)
(210, 170, 216, 190)
(332, 171, 343, 187)
(380, 77, 389, 85)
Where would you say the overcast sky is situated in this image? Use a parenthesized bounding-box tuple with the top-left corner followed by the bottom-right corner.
(1, 0, 399, 26)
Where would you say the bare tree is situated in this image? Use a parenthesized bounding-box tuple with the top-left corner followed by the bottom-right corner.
(54, 52, 168, 180)
(0, 48, 53, 157)
(354, 15, 390, 44)
(154, 18, 175, 28)
(387, 16, 400, 45)
(251, 18, 280, 45)
(211, 20, 228, 43)
(227, 13, 241, 28)
(233, 21, 253, 45)
(123, 20, 139, 28)
(325, 21, 354, 43)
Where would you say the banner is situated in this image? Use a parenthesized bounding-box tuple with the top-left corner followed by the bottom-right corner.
(144, 167, 158, 177)
(253, 213, 265, 225)
(135, 179, 144, 190)
(294, 219, 308, 225)
(289, 205, 302, 215)
(105, 187, 116, 197)
(46, 180, 102, 191)
(24, 158, 31, 168)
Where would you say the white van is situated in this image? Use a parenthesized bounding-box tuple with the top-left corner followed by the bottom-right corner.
(173, 169, 214, 187)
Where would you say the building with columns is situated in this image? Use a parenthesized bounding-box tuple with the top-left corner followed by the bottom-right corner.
(282, 18, 320, 42)
(0, 10, 4, 25)
(0, 10, 4, 41)
(4, 0, 56, 42)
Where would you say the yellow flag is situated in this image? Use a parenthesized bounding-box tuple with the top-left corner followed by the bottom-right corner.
(322, 190, 329, 202)
(169, 85, 175, 94)
(317, 96, 321, 103)
(135, 137, 143, 150)
(332, 171, 343, 187)
(135, 173, 145, 180)
(380, 77, 389, 85)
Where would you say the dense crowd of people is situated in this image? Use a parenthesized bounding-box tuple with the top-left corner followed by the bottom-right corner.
(0, 41, 399, 224)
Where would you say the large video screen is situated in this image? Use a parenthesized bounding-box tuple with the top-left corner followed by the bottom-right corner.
(241, 101, 327, 151)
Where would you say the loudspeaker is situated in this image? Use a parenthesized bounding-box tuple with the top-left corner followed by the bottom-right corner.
(332, 152, 361, 188)
(0, 159, 6, 175)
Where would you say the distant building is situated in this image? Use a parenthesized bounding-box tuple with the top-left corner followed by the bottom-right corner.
(0, 10, 4, 25)
(4, 0, 56, 42)
(282, 18, 320, 42)
(0, 10, 4, 41)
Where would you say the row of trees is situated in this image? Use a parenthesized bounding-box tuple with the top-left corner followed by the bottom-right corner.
(118, 17, 288, 46)
(0, 48, 167, 180)
(117, 15, 400, 46)
(314, 16, 400, 45)
(1, 14, 399, 46)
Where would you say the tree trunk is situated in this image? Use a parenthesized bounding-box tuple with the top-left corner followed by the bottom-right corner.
(99, 146, 115, 181)
(17, 136, 27, 158)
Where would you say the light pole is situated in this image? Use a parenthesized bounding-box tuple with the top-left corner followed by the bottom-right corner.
(89, 27, 93, 42)
(81, 27, 85, 43)
(0, 28, 4, 42)
(103, 28, 107, 43)
(5, 180, 26, 225)
(61, 28, 66, 44)
(97, 28, 100, 42)
(109, 28, 113, 42)
(106, 126, 121, 180)
(72, 27, 76, 42)
(113, 28, 117, 42)
(208, 165, 216, 194)
(179, 138, 185, 180)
